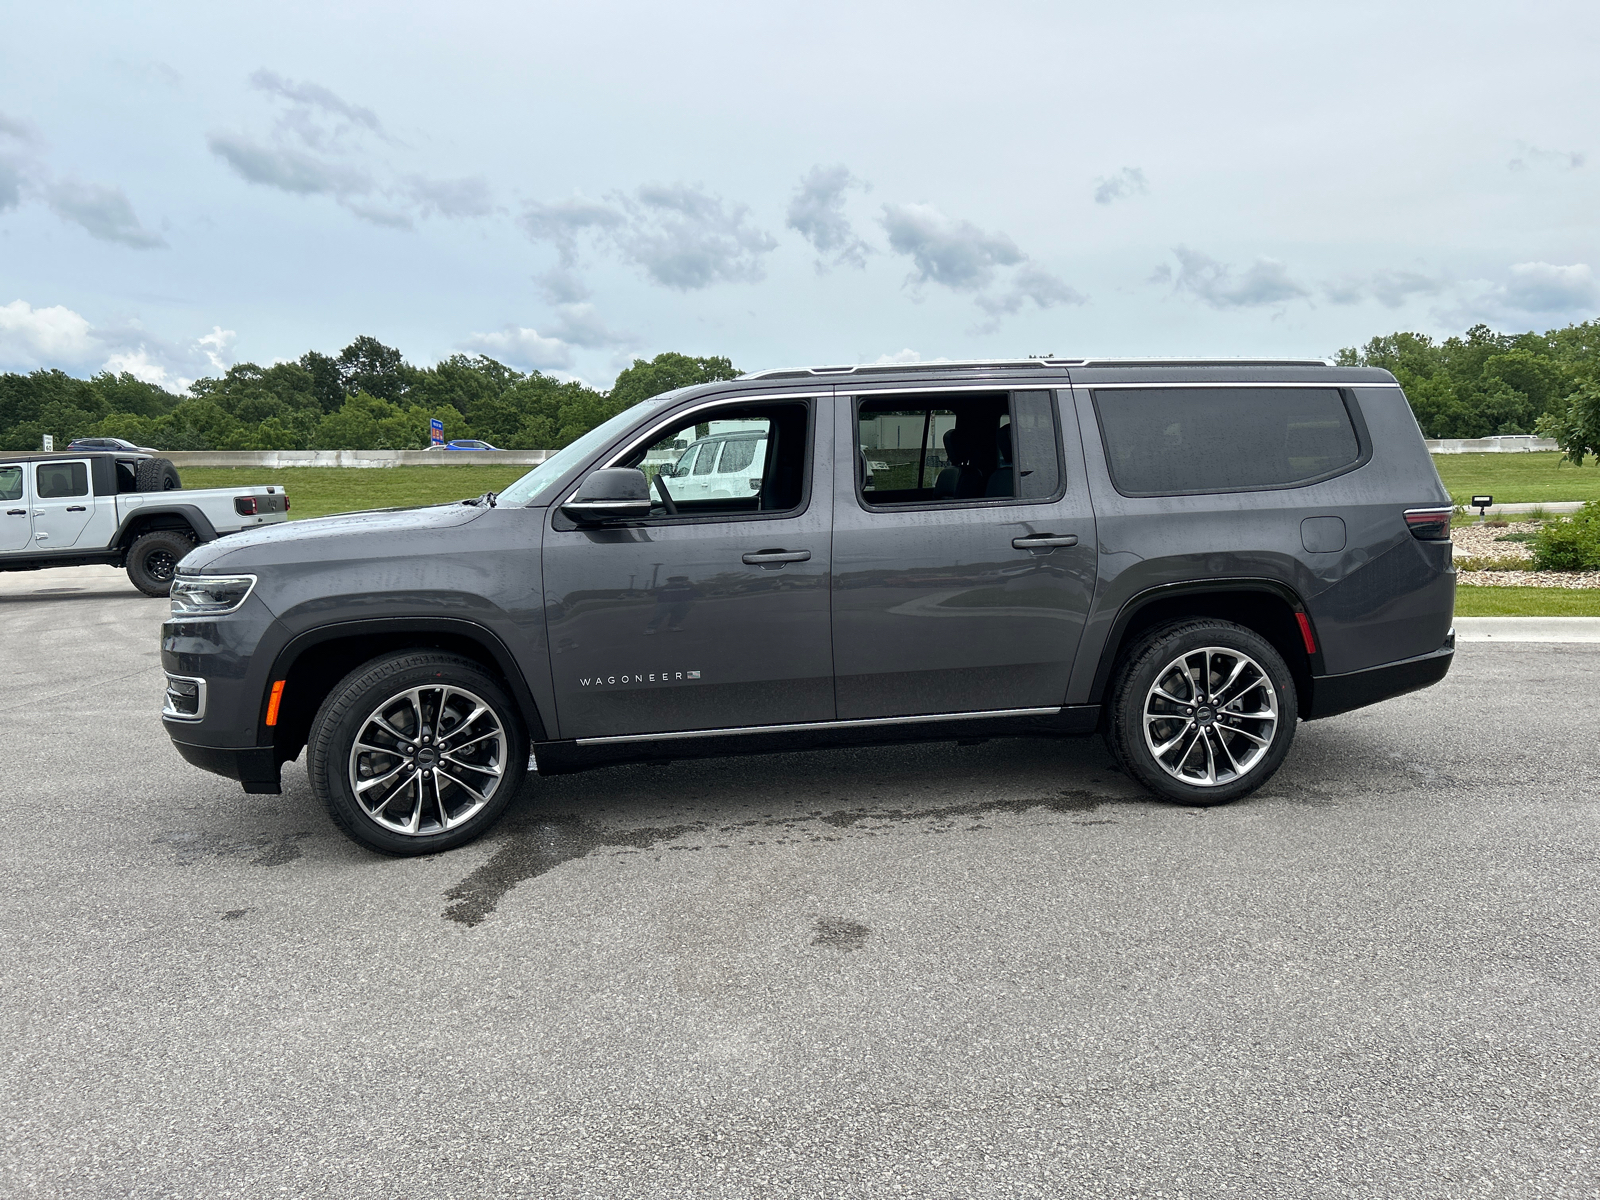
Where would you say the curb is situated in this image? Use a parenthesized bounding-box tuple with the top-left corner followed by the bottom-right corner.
(1454, 617, 1600, 643)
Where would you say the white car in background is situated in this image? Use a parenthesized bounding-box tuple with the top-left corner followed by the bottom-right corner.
(657, 430, 768, 500)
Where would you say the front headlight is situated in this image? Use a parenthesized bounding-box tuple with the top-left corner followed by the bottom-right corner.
(170, 573, 258, 616)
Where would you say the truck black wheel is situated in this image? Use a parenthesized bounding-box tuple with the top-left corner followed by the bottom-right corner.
(308, 652, 527, 856)
(1108, 619, 1297, 806)
(134, 457, 182, 491)
(126, 528, 196, 596)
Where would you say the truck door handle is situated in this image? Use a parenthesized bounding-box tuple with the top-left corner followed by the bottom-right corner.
(66, 505, 86, 512)
(1012, 534, 1078, 549)
(742, 549, 811, 564)
(5, 509, 23, 516)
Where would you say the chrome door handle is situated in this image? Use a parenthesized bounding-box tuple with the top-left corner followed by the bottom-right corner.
(1012, 534, 1078, 549)
(66, 505, 86, 512)
(742, 549, 811, 564)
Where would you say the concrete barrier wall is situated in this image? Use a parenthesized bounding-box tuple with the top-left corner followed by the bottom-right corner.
(1424, 437, 1559, 454)
(161, 449, 551, 469)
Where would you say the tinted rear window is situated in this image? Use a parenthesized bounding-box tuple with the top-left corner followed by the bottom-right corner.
(1094, 387, 1362, 496)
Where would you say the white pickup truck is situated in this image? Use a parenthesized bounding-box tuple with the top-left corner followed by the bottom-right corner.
(0, 452, 289, 596)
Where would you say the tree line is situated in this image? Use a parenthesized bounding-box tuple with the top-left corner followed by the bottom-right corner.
(4, 319, 1600, 462)
(0, 338, 739, 452)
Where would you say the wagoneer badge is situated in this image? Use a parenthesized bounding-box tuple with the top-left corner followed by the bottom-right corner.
(580, 670, 701, 687)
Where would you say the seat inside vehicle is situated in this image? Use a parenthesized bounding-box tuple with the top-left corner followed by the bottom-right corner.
(859, 392, 1015, 504)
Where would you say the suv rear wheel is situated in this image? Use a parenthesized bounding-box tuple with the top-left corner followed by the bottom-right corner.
(1107, 619, 1297, 806)
(308, 652, 527, 855)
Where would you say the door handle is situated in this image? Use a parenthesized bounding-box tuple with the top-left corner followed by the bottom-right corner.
(66, 505, 86, 512)
(5, 509, 23, 516)
(1012, 534, 1078, 549)
(742, 549, 811, 564)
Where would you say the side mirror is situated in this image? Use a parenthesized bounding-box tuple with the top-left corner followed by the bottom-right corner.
(658, 464, 678, 478)
(561, 467, 653, 523)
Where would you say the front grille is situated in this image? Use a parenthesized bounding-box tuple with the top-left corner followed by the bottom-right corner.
(163, 674, 206, 721)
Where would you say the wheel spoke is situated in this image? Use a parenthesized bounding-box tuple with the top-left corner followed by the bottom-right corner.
(368, 770, 418, 817)
(1221, 678, 1268, 710)
(1150, 723, 1195, 758)
(441, 751, 503, 777)
(436, 765, 489, 802)
(442, 728, 498, 754)
(370, 714, 412, 745)
(1221, 722, 1271, 747)
(1212, 656, 1250, 705)
(355, 759, 411, 793)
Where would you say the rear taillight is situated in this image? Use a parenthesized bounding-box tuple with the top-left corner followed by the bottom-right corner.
(283, 496, 290, 511)
(235, 496, 258, 516)
(1404, 507, 1452, 540)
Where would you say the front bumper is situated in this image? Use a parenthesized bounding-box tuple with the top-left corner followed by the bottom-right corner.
(169, 739, 282, 794)
(1306, 629, 1455, 720)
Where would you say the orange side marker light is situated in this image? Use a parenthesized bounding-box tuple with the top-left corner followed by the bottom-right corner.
(265, 680, 286, 726)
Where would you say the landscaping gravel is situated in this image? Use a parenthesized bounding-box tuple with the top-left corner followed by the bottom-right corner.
(1452, 520, 1600, 588)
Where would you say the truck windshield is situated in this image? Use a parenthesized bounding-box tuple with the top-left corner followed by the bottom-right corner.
(497, 394, 678, 508)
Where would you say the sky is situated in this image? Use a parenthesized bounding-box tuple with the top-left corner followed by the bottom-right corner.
(1, 0, 1597, 391)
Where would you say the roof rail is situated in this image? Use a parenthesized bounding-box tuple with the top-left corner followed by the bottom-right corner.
(739, 356, 1332, 380)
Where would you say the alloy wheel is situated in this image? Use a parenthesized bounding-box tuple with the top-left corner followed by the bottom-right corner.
(1142, 646, 1279, 787)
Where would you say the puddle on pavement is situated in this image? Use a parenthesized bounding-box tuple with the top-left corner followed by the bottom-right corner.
(443, 788, 1110, 928)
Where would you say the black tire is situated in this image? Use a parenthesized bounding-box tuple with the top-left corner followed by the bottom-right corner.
(134, 457, 181, 492)
(308, 652, 527, 856)
(125, 528, 195, 596)
(1107, 619, 1297, 806)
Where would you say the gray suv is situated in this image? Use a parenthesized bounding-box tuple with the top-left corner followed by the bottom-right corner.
(161, 359, 1456, 855)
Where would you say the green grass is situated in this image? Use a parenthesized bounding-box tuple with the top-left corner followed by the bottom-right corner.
(1455, 586, 1600, 616)
(179, 466, 533, 520)
(1431, 452, 1600, 505)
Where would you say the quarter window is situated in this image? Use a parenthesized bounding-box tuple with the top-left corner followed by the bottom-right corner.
(1093, 387, 1363, 496)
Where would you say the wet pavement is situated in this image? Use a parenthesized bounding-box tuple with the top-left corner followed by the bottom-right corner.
(4, 567, 1598, 1198)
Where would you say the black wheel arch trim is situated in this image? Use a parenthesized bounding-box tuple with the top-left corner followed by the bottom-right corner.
(1087, 577, 1324, 705)
(262, 616, 549, 743)
(115, 504, 218, 548)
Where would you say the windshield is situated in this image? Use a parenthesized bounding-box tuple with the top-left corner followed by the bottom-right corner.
(497, 394, 678, 507)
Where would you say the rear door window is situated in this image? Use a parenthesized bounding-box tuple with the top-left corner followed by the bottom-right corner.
(1092, 387, 1364, 496)
(36, 461, 89, 499)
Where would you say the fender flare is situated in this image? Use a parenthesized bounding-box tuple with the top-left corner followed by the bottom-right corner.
(1086, 577, 1321, 704)
(115, 504, 219, 547)
(264, 616, 549, 742)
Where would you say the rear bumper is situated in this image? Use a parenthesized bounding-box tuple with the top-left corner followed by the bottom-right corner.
(1306, 630, 1455, 720)
(169, 738, 282, 794)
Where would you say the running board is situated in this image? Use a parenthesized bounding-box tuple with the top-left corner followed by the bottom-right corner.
(531, 705, 1101, 775)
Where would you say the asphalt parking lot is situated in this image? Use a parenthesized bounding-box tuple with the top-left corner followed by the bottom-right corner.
(4, 568, 1597, 1199)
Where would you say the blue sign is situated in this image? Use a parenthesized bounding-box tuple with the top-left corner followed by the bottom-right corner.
(429, 417, 444, 446)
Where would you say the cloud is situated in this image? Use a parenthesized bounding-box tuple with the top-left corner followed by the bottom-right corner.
(0, 157, 22, 210)
(1508, 142, 1585, 172)
(0, 298, 235, 389)
(1157, 246, 1310, 308)
(520, 184, 777, 290)
(1324, 268, 1446, 308)
(1500, 262, 1597, 312)
(976, 262, 1086, 318)
(519, 195, 626, 266)
(206, 131, 367, 196)
(535, 267, 590, 304)
(546, 303, 630, 348)
(461, 326, 574, 371)
(404, 174, 493, 219)
(248, 69, 382, 137)
(787, 165, 871, 270)
(873, 348, 922, 364)
(1094, 167, 1148, 205)
(880, 202, 1023, 291)
(209, 70, 490, 228)
(0, 299, 96, 364)
(43, 179, 166, 248)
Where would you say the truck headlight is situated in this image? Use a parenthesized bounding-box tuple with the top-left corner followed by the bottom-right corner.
(170, 573, 257, 616)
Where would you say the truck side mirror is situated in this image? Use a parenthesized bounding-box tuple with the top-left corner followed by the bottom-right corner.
(561, 467, 653, 523)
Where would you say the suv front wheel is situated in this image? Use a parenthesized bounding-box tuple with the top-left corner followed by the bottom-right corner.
(1107, 619, 1297, 805)
(308, 652, 527, 855)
